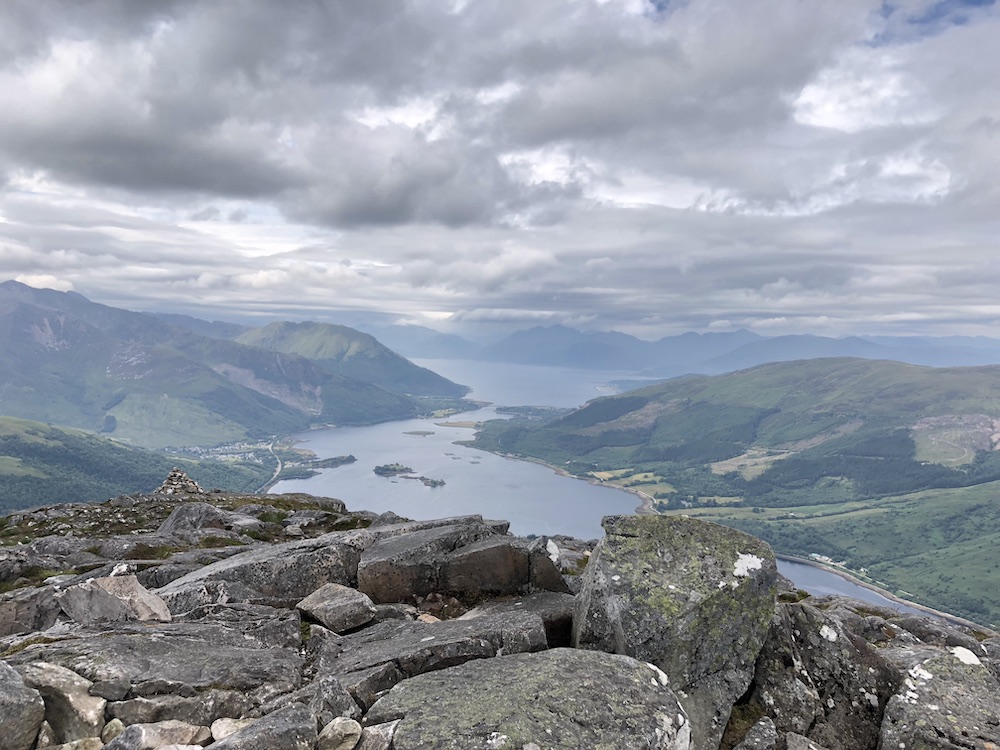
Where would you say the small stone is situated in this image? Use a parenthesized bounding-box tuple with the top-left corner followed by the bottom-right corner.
(101, 718, 126, 743)
(297, 583, 377, 633)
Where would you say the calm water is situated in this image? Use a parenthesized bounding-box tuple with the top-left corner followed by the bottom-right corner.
(272, 360, 933, 611)
(410, 358, 650, 408)
(777, 559, 930, 617)
(271, 406, 639, 539)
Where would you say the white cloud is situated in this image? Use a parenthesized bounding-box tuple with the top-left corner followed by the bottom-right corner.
(0, 0, 997, 337)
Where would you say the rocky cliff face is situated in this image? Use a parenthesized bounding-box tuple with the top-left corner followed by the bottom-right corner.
(1, 475, 997, 750)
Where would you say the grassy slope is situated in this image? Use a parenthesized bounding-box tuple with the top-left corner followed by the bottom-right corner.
(472, 358, 1000, 625)
(236, 321, 470, 398)
(0, 417, 271, 514)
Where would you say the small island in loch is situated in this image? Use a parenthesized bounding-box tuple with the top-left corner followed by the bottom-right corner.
(373, 463, 445, 487)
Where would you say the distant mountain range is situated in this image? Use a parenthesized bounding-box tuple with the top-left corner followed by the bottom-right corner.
(0, 281, 469, 449)
(340, 321, 1000, 376)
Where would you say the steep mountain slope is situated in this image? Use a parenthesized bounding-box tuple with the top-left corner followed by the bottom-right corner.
(235, 321, 469, 398)
(0, 282, 424, 447)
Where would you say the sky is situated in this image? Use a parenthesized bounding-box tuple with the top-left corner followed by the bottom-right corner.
(1, 0, 999, 341)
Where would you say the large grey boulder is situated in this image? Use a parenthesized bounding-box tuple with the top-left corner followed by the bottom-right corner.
(102, 719, 211, 750)
(740, 602, 898, 750)
(14, 661, 106, 743)
(355, 522, 499, 603)
(211, 703, 317, 750)
(8, 614, 303, 714)
(55, 575, 171, 626)
(573, 515, 777, 750)
(156, 534, 362, 604)
(156, 502, 263, 542)
(0, 661, 45, 750)
(0, 584, 62, 637)
(315, 610, 546, 677)
(356, 522, 569, 604)
(297, 583, 377, 633)
(366, 648, 691, 749)
(459, 591, 576, 647)
(879, 646, 1000, 749)
(157, 579, 266, 615)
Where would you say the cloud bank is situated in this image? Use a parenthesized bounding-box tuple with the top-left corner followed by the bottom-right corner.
(1, 0, 998, 338)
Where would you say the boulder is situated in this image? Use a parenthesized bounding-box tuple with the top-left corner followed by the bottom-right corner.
(14, 661, 106, 743)
(0, 584, 62, 637)
(297, 583, 377, 633)
(315, 611, 546, 684)
(366, 648, 691, 749)
(355, 522, 498, 603)
(210, 703, 317, 750)
(212, 718, 258, 741)
(879, 647, 1000, 749)
(732, 717, 776, 750)
(8, 616, 303, 714)
(157, 579, 266, 615)
(107, 690, 252, 727)
(740, 602, 898, 750)
(318, 717, 362, 750)
(156, 534, 362, 604)
(573, 515, 777, 750)
(55, 575, 171, 626)
(459, 591, 576, 647)
(354, 721, 398, 750)
(102, 719, 211, 750)
(156, 502, 264, 542)
(0, 661, 45, 750)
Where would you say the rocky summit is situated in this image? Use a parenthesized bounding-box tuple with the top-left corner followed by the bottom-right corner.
(1, 473, 998, 750)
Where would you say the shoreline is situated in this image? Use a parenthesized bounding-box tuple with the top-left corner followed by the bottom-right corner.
(478, 449, 996, 633)
(776, 553, 994, 634)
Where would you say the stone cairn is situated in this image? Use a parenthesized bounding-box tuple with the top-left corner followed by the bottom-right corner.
(156, 467, 205, 495)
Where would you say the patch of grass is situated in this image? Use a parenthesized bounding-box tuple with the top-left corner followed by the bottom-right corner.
(130, 543, 183, 560)
(197, 536, 245, 548)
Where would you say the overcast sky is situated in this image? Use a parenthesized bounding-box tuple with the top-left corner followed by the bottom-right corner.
(1, 0, 999, 340)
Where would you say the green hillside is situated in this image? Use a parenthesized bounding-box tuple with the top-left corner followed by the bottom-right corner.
(472, 358, 1000, 625)
(0, 281, 437, 448)
(0, 417, 271, 514)
(235, 321, 469, 398)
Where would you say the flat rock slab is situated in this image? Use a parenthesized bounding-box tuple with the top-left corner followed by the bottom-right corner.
(7, 615, 303, 703)
(316, 611, 547, 680)
(366, 648, 691, 749)
(574, 515, 777, 750)
(156, 535, 362, 604)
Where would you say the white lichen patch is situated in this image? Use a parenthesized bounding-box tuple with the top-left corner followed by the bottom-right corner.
(733, 553, 763, 577)
(646, 662, 670, 686)
(546, 539, 559, 565)
(909, 664, 934, 682)
(951, 646, 981, 665)
(819, 624, 839, 642)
